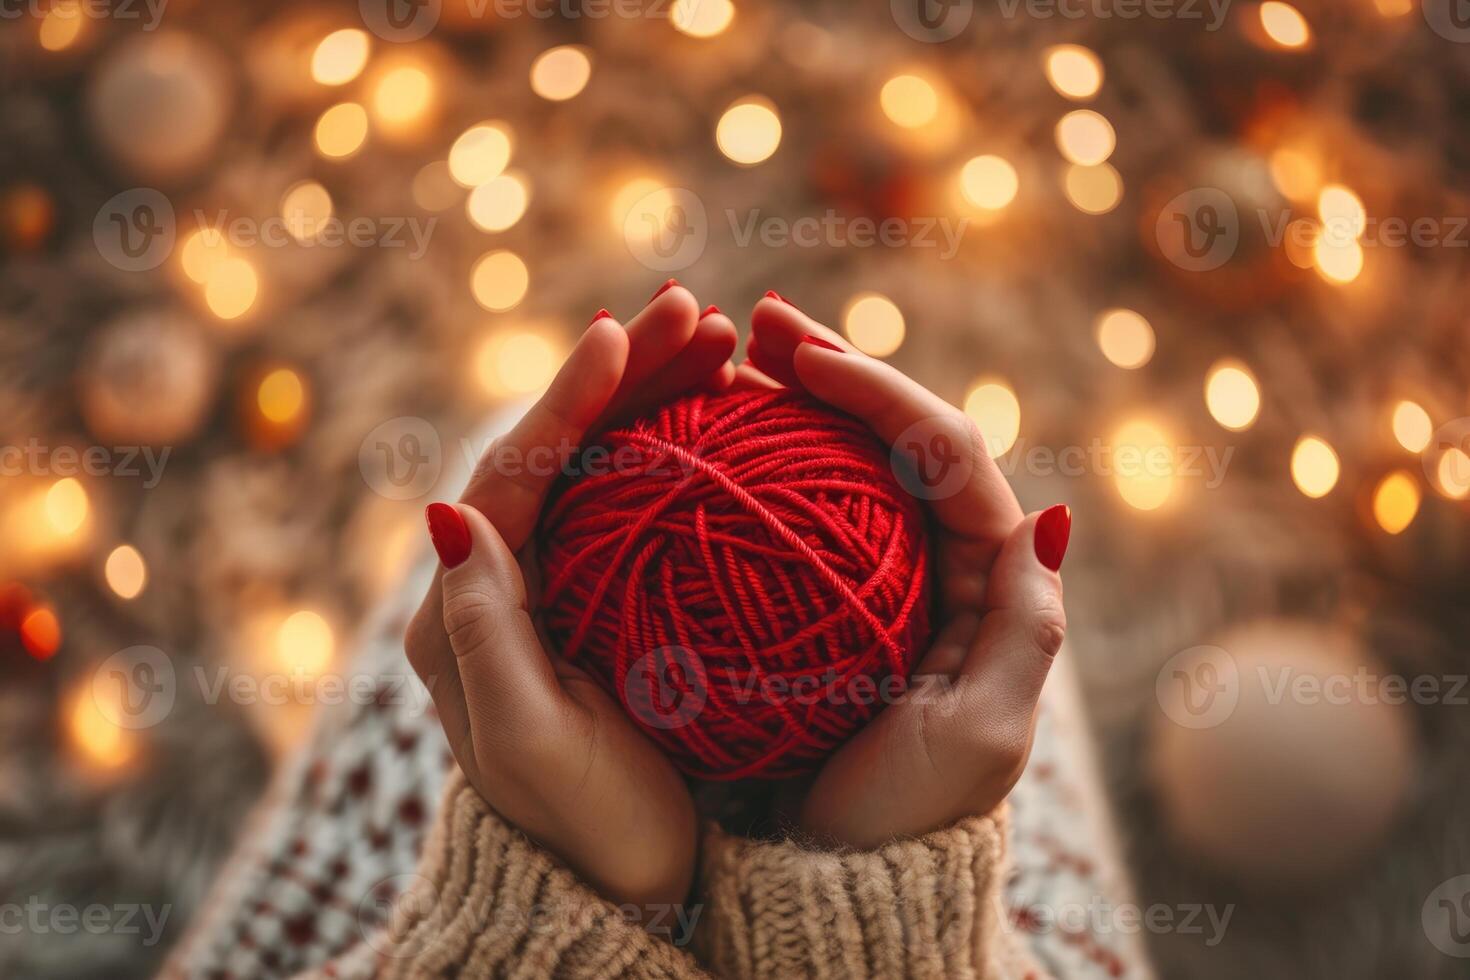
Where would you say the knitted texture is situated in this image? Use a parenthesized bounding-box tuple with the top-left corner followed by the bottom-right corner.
(539, 389, 932, 780)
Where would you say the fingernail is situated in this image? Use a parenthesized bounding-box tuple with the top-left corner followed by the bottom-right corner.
(701, 304, 722, 318)
(425, 503, 472, 569)
(589, 308, 612, 327)
(1034, 504, 1072, 572)
(651, 279, 679, 302)
(799, 335, 843, 353)
(763, 289, 801, 310)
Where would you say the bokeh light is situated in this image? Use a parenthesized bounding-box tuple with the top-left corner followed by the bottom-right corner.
(1317, 184, 1366, 243)
(959, 155, 1019, 211)
(314, 102, 368, 159)
(842, 293, 905, 357)
(1372, 471, 1420, 534)
(105, 545, 147, 600)
(530, 46, 592, 101)
(1269, 147, 1319, 202)
(370, 64, 435, 135)
(963, 380, 1022, 457)
(275, 609, 335, 677)
(204, 256, 260, 320)
(1204, 360, 1261, 431)
(1043, 45, 1103, 100)
(1391, 400, 1432, 453)
(1291, 435, 1340, 498)
(672, 0, 735, 37)
(466, 172, 530, 232)
(1095, 309, 1155, 369)
(45, 477, 89, 536)
(1313, 237, 1364, 283)
(257, 368, 306, 424)
(448, 122, 513, 188)
(180, 227, 232, 284)
(470, 250, 530, 312)
(310, 29, 370, 86)
(1112, 418, 1176, 511)
(280, 180, 333, 242)
(1435, 448, 1470, 499)
(39, 2, 84, 52)
(716, 98, 783, 166)
(21, 604, 62, 660)
(1063, 162, 1123, 214)
(1260, 1, 1311, 47)
(880, 74, 939, 129)
(1055, 110, 1116, 166)
(69, 681, 133, 770)
(476, 331, 560, 396)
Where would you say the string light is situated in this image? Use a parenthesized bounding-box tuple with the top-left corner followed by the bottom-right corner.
(1435, 448, 1470, 499)
(1291, 435, 1340, 498)
(1313, 238, 1363, 283)
(958, 155, 1019, 211)
(45, 477, 89, 536)
(1259, 1, 1311, 47)
(476, 330, 560, 396)
(203, 255, 259, 320)
(448, 122, 513, 188)
(39, 1, 84, 52)
(275, 609, 335, 677)
(470, 250, 530, 312)
(963, 380, 1022, 457)
(1204, 360, 1261, 431)
(68, 680, 134, 770)
(310, 29, 370, 86)
(1391, 400, 1433, 453)
(1063, 162, 1123, 214)
(1095, 309, 1155, 369)
(716, 98, 782, 166)
(280, 180, 333, 242)
(842, 293, 905, 357)
(672, 0, 735, 36)
(180, 227, 232, 284)
(466, 171, 530, 232)
(1372, 471, 1421, 534)
(257, 368, 306, 424)
(530, 46, 592, 101)
(1317, 184, 1366, 243)
(370, 64, 435, 136)
(20, 604, 61, 660)
(880, 74, 939, 129)
(1112, 418, 1176, 511)
(1055, 110, 1116, 166)
(314, 102, 369, 159)
(1043, 45, 1103, 100)
(105, 545, 147, 600)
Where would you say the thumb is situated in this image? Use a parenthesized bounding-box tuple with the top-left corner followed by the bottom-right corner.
(427, 502, 565, 746)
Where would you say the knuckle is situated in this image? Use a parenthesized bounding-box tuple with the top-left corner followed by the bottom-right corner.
(1028, 600, 1067, 660)
(442, 586, 505, 656)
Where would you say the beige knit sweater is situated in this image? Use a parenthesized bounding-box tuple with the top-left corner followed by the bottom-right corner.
(369, 771, 1040, 979)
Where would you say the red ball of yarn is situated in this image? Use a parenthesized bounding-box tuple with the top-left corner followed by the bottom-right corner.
(538, 389, 932, 780)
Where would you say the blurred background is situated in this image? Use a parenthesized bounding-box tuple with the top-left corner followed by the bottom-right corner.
(2, 0, 1469, 976)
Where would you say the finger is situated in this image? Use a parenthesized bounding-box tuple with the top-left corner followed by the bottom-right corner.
(729, 359, 783, 391)
(912, 612, 981, 677)
(434, 503, 569, 746)
(460, 318, 629, 550)
(788, 333, 1023, 542)
(612, 307, 737, 418)
(607, 282, 702, 410)
(749, 293, 851, 386)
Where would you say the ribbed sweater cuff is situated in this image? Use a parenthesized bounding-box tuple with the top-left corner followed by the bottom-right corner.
(694, 806, 1035, 980)
(376, 772, 705, 979)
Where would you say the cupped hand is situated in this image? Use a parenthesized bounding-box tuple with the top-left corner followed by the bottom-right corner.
(746, 296, 1072, 849)
(404, 284, 736, 911)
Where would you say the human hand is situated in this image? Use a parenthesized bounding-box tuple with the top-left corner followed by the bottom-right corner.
(405, 282, 736, 910)
(746, 295, 1072, 849)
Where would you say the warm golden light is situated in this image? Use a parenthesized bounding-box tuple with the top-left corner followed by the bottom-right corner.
(204, 256, 260, 320)
(105, 545, 147, 600)
(1095, 309, 1155, 369)
(1391, 400, 1433, 453)
(280, 181, 334, 242)
(1317, 184, 1366, 243)
(45, 477, 89, 536)
(39, 2, 84, 52)
(1260, 1, 1311, 47)
(20, 605, 61, 659)
(1055, 110, 1116, 166)
(1436, 448, 1470, 499)
(1291, 436, 1340, 498)
(1373, 0, 1412, 14)
(276, 610, 335, 677)
(1268, 147, 1320, 202)
(1372, 471, 1421, 534)
(466, 172, 530, 232)
(963, 380, 1022, 457)
(672, 0, 735, 36)
(716, 98, 783, 166)
(470, 250, 530, 312)
(843, 293, 905, 357)
(611, 177, 684, 244)
(477, 331, 560, 396)
(530, 45, 592, 101)
(1313, 237, 1364, 283)
(314, 102, 369, 159)
(1063, 163, 1123, 214)
(1112, 418, 1176, 511)
(1204, 360, 1261, 431)
(257, 368, 306, 424)
(180, 227, 232, 284)
(959, 155, 1019, 211)
(311, 28, 370, 86)
(69, 681, 133, 770)
(370, 64, 435, 133)
(1043, 45, 1103, 100)
(448, 122, 513, 188)
(880, 74, 940, 129)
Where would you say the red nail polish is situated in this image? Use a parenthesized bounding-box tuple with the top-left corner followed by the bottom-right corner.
(589, 308, 612, 327)
(1034, 504, 1072, 572)
(425, 503, 472, 569)
(799, 335, 843, 353)
(701, 304, 722, 318)
(651, 279, 679, 302)
(763, 289, 782, 301)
